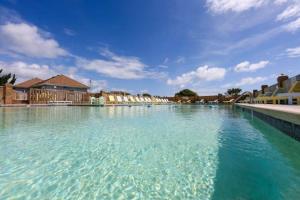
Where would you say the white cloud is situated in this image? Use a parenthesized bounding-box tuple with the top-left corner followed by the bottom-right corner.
(0, 23, 68, 58)
(176, 56, 185, 64)
(234, 60, 269, 72)
(283, 17, 300, 32)
(275, 0, 288, 5)
(158, 65, 168, 69)
(277, 4, 300, 21)
(206, 0, 268, 13)
(167, 65, 226, 87)
(0, 6, 21, 24)
(223, 76, 268, 88)
(0, 60, 106, 92)
(77, 49, 166, 80)
(211, 27, 283, 55)
(286, 46, 300, 57)
(163, 57, 169, 64)
(63, 28, 76, 36)
(236, 76, 267, 86)
(0, 61, 56, 81)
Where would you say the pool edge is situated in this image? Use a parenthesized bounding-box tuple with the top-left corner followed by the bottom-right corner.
(235, 103, 300, 142)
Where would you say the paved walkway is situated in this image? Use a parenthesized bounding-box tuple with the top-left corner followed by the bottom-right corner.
(236, 103, 300, 126)
(237, 103, 300, 115)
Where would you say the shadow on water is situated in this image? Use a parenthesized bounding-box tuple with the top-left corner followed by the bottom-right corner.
(241, 111, 300, 174)
(212, 107, 300, 200)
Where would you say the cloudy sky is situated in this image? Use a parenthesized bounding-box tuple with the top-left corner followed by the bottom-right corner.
(0, 0, 299, 95)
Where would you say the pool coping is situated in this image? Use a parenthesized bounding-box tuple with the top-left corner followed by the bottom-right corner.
(235, 103, 300, 141)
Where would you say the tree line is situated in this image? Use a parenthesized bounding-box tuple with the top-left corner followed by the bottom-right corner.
(175, 88, 242, 97)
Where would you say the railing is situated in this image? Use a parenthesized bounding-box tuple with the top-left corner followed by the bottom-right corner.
(29, 88, 89, 104)
(15, 92, 28, 100)
(234, 91, 253, 103)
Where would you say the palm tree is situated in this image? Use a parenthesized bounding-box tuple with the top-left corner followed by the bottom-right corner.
(0, 69, 17, 86)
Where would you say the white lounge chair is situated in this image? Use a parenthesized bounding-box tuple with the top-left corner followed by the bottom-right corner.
(116, 96, 123, 103)
(90, 97, 96, 104)
(139, 97, 145, 102)
(123, 96, 129, 103)
(108, 95, 115, 104)
(135, 96, 141, 102)
(129, 96, 136, 103)
(145, 97, 151, 103)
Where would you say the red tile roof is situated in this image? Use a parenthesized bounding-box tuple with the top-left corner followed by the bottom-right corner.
(14, 78, 43, 89)
(34, 75, 89, 89)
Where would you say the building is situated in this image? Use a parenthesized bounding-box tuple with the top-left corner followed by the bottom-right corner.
(253, 74, 300, 105)
(14, 78, 43, 102)
(1, 74, 90, 105)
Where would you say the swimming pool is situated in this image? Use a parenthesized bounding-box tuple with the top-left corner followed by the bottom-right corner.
(0, 105, 300, 199)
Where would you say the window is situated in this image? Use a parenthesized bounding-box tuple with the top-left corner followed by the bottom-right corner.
(292, 98, 297, 105)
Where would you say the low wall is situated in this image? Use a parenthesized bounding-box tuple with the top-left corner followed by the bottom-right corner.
(236, 103, 300, 141)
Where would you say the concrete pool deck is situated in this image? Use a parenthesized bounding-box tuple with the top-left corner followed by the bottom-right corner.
(236, 103, 300, 141)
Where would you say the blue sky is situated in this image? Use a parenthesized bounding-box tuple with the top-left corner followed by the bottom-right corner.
(0, 0, 300, 96)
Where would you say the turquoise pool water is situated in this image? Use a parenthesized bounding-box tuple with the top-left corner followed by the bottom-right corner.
(0, 105, 300, 199)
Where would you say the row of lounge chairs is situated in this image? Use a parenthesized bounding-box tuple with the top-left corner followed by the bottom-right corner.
(90, 96, 170, 105)
(107, 95, 170, 104)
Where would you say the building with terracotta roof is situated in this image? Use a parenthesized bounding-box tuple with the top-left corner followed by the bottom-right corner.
(31, 75, 89, 91)
(10, 74, 90, 104)
(14, 78, 43, 92)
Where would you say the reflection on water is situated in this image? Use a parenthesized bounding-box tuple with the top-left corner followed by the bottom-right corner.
(243, 111, 300, 176)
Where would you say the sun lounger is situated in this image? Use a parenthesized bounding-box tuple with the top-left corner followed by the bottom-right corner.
(135, 96, 141, 102)
(90, 97, 96, 104)
(99, 96, 105, 105)
(139, 97, 145, 102)
(144, 97, 149, 103)
(123, 96, 129, 103)
(208, 99, 219, 104)
(223, 99, 235, 104)
(145, 97, 151, 103)
(108, 95, 115, 104)
(48, 101, 72, 105)
(116, 96, 123, 103)
(129, 96, 136, 103)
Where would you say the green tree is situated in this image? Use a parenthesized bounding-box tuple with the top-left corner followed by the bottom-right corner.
(175, 89, 198, 97)
(142, 93, 151, 97)
(0, 69, 16, 86)
(226, 88, 242, 96)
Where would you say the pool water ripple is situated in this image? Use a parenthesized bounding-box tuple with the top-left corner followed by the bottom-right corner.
(0, 106, 300, 199)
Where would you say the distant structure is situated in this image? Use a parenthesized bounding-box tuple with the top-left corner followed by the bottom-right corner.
(1, 74, 89, 105)
(252, 74, 300, 105)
